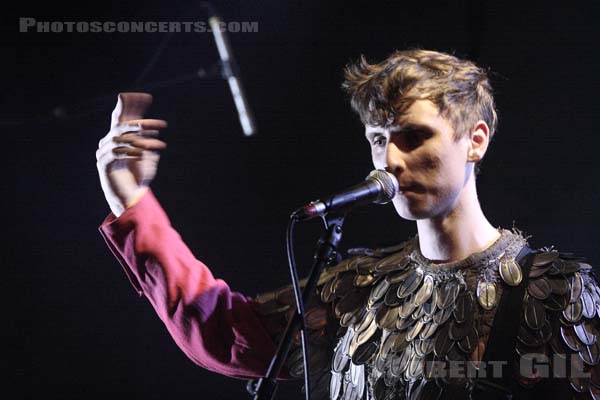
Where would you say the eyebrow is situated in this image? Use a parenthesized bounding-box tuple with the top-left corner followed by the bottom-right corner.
(366, 123, 431, 138)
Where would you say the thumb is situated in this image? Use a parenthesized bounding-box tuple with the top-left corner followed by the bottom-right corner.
(110, 92, 154, 129)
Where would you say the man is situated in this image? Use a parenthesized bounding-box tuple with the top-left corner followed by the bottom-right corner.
(96, 50, 600, 399)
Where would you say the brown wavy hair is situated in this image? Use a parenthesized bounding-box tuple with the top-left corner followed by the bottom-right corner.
(342, 49, 498, 140)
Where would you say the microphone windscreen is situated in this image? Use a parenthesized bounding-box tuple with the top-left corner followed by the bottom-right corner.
(366, 169, 399, 204)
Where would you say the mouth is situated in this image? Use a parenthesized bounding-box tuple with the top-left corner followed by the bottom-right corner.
(398, 184, 424, 194)
(398, 184, 416, 191)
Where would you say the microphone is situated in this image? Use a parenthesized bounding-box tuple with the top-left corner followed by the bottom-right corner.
(292, 169, 399, 221)
(203, 2, 257, 136)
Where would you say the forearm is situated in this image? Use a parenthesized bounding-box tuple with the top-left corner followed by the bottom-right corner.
(98, 190, 283, 379)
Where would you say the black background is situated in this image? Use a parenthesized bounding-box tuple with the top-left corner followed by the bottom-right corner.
(7, 1, 600, 399)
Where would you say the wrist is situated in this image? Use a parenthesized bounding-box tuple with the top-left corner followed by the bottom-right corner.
(125, 187, 149, 209)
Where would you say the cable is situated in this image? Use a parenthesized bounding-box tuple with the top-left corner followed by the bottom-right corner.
(286, 214, 312, 400)
(133, 31, 175, 85)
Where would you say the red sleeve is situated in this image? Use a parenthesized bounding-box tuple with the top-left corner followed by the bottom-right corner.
(98, 190, 288, 380)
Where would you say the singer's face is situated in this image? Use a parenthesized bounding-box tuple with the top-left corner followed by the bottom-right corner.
(365, 100, 473, 220)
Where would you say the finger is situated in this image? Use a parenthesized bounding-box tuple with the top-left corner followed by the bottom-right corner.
(98, 123, 143, 148)
(120, 119, 168, 130)
(112, 131, 160, 143)
(113, 146, 145, 157)
(115, 137, 167, 150)
(96, 140, 124, 161)
(97, 144, 128, 162)
(112, 140, 166, 154)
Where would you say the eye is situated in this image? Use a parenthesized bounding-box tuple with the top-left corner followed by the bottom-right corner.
(403, 129, 426, 148)
(406, 131, 421, 144)
(372, 135, 387, 147)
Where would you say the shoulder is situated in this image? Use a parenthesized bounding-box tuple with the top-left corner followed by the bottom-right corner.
(524, 248, 598, 316)
(319, 238, 416, 308)
(517, 247, 600, 397)
(325, 238, 416, 275)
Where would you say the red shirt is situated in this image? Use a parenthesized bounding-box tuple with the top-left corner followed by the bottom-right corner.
(99, 190, 287, 380)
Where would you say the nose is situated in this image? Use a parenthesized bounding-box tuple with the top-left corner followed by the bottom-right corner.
(384, 141, 407, 175)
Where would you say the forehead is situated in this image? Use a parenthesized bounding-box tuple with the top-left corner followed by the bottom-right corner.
(364, 100, 449, 135)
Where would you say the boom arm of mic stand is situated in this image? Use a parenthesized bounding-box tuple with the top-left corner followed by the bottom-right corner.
(250, 214, 346, 400)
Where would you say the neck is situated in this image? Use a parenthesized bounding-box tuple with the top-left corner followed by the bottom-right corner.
(416, 176, 499, 263)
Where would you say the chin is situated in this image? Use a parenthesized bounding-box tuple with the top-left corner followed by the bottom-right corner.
(392, 199, 433, 221)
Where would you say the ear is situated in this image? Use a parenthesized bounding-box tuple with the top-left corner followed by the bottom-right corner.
(467, 120, 490, 162)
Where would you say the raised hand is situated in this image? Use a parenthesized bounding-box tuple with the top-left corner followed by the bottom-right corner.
(96, 93, 168, 217)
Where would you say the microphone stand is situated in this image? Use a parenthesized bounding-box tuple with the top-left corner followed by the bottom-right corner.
(249, 212, 347, 400)
(43, 3, 241, 129)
